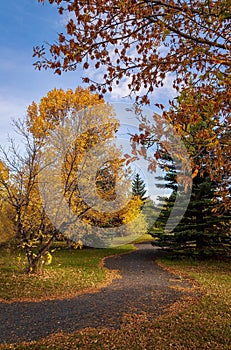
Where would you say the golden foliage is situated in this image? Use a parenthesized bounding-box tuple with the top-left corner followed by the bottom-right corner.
(34, 1, 230, 103)
(33, 1, 230, 209)
(27, 87, 105, 139)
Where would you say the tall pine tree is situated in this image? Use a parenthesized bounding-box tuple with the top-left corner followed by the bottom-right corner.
(131, 173, 158, 237)
(132, 173, 148, 202)
(149, 90, 231, 257)
(151, 151, 231, 257)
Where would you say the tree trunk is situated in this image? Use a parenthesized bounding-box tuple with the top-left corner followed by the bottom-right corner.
(26, 257, 39, 274)
(25, 233, 56, 274)
(26, 250, 40, 274)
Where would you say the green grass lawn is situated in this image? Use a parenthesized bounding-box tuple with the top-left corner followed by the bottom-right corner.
(0, 233, 152, 302)
(132, 233, 153, 243)
(0, 243, 230, 349)
(0, 243, 135, 302)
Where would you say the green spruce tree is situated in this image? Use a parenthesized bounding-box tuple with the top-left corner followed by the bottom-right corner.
(132, 173, 148, 202)
(151, 151, 231, 257)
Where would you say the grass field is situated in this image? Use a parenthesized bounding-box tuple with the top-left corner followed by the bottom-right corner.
(0, 240, 230, 349)
(0, 243, 135, 302)
(0, 234, 152, 302)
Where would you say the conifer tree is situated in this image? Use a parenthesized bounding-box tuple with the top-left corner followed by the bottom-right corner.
(132, 173, 148, 202)
(151, 152, 231, 257)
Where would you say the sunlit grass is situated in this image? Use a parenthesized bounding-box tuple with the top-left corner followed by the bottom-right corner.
(112, 232, 153, 245)
(0, 243, 135, 302)
(1, 257, 230, 349)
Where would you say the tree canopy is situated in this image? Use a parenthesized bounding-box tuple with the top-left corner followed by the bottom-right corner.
(34, 0, 231, 209)
(35, 0, 230, 102)
(0, 88, 148, 272)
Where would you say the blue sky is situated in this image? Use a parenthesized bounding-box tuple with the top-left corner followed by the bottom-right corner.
(0, 0, 85, 146)
(0, 0, 184, 207)
(0, 0, 177, 148)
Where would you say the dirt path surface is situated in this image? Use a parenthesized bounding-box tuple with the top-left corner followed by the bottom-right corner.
(0, 242, 195, 344)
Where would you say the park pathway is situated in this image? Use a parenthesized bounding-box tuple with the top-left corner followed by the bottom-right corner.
(0, 242, 195, 344)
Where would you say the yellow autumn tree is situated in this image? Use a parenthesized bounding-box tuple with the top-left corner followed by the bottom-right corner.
(1, 87, 147, 273)
(25, 87, 146, 250)
(0, 122, 57, 273)
(27, 87, 107, 140)
(34, 0, 230, 211)
(0, 160, 15, 244)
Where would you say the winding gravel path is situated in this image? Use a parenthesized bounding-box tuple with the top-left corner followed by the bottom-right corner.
(0, 242, 195, 344)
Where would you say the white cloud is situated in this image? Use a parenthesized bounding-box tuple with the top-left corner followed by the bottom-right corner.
(84, 41, 177, 107)
(109, 72, 177, 105)
(110, 77, 136, 100)
(151, 73, 177, 103)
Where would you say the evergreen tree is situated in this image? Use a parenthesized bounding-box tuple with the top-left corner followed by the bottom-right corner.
(175, 172, 230, 256)
(142, 197, 159, 235)
(149, 151, 178, 241)
(132, 173, 148, 202)
(151, 152, 231, 257)
(131, 173, 158, 234)
(149, 93, 231, 257)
